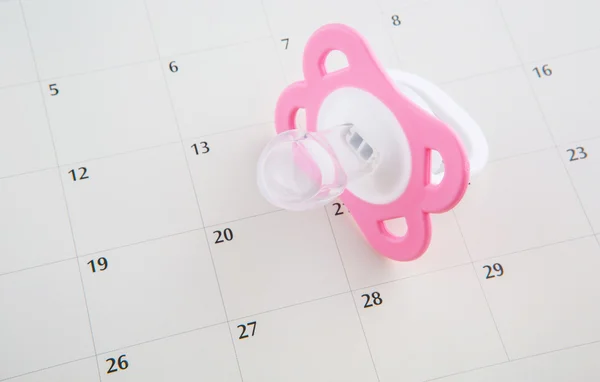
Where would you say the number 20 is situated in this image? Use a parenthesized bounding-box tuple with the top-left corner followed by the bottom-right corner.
(213, 228, 233, 244)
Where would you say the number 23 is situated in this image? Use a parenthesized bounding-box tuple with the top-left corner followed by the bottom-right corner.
(567, 147, 587, 161)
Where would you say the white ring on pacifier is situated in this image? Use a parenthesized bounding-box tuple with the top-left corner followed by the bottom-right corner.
(388, 70, 489, 184)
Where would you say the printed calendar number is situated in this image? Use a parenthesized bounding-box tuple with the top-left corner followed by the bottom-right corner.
(87, 257, 108, 273)
(237, 321, 257, 339)
(48, 83, 59, 96)
(362, 291, 383, 308)
(169, 61, 179, 73)
(332, 202, 350, 215)
(391, 15, 402, 26)
(213, 228, 233, 243)
(483, 263, 504, 279)
(106, 354, 129, 374)
(567, 146, 588, 161)
(532, 65, 552, 78)
(281, 38, 290, 50)
(191, 141, 210, 155)
(68, 167, 89, 181)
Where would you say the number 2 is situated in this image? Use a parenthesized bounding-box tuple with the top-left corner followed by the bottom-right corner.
(68, 167, 89, 181)
(483, 263, 504, 279)
(567, 147, 588, 161)
(333, 202, 344, 216)
(238, 321, 257, 339)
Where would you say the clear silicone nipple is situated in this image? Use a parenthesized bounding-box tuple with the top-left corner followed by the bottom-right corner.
(257, 124, 379, 211)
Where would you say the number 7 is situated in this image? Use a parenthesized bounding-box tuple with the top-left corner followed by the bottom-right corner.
(281, 38, 289, 49)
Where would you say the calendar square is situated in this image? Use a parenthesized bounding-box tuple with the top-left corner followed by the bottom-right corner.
(262, 0, 399, 82)
(145, 0, 270, 57)
(165, 39, 286, 138)
(357, 265, 507, 382)
(475, 237, 600, 359)
(528, 48, 600, 145)
(441, 67, 554, 162)
(499, 0, 600, 62)
(80, 231, 226, 353)
(0, 83, 56, 178)
(560, 137, 600, 234)
(21, 0, 156, 79)
(0, 169, 75, 275)
(11, 358, 99, 382)
(45, 62, 180, 165)
(326, 202, 471, 290)
(455, 149, 591, 261)
(186, 124, 279, 226)
(382, 0, 520, 83)
(97, 324, 240, 381)
(0, 260, 95, 380)
(0, 1, 37, 87)
(437, 341, 600, 382)
(210, 209, 349, 319)
(62, 144, 201, 255)
(232, 293, 378, 382)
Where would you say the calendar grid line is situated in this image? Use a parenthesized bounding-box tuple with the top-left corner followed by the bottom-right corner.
(0, 165, 57, 181)
(0, 355, 98, 382)
(182, 120, 276, 142)
(322, 207, 382, 382)
(259, 0, 292, 85)
(36, 57, 159, 84)
(95, 320, 228, 357)
(32, 35, 272, 85)
(140, 2, 246, 380)
(437, 41, 600, 88)
(0, 78, 38, 92)
(327, 230, 596, 294)
(1, 197, 594, 290)
(494, 3, 600, 250)
(80, 227, 205, 258)
(225, 290, 351, 324)
(438, 64, 523, 87)
(453, 214, 511, 361)
(0, 253, 76, 278)
(159, 36, 276, 65)
(426, 337, 600, 382)
(16, 2, 103, 381)
(57, 140, 180, 168)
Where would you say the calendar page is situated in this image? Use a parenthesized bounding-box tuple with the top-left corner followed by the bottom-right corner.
(2, 0, 600, 381)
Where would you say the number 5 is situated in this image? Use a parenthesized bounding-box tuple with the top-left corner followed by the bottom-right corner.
(49, 84, 59, 96)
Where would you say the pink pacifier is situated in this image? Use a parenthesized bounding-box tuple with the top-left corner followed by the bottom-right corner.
(257, 24, 488, 261)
